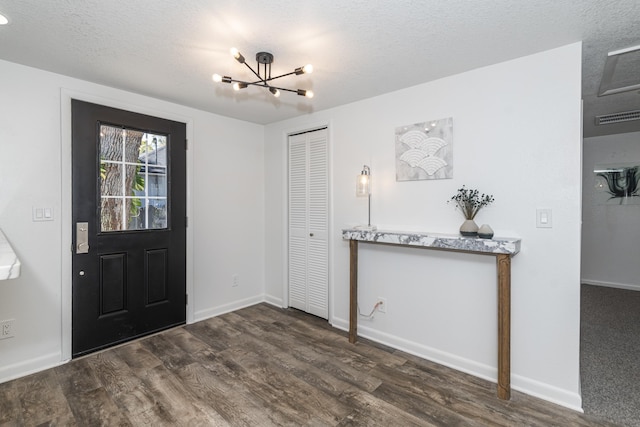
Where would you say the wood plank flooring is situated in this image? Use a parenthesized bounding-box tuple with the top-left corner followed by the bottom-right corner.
(0, 303, 617, 426)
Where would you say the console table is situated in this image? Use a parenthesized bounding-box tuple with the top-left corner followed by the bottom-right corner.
(342, 228, 521, 400)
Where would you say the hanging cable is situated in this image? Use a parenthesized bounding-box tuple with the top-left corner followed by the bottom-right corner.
(358, 301, 383, 319)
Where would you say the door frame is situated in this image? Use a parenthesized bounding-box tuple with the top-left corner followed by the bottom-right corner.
(281, 122, 333, 321)
(60, 89, 195, 362)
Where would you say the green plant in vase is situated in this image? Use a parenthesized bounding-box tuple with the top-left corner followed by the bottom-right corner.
(449, 186, 494, 236)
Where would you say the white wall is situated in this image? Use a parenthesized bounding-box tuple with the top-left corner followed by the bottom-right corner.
(582, 131, 640, 290)
(264, 43, 583, 409)
(0, 59, 265, 382)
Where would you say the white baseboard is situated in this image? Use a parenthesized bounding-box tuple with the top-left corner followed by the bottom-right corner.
(0, 352, 64, 384)
(511, 373, 583, 412)
(581, 279, 640, 292)
(332, 317, 496, 378)
(193, 294, 266, 323)
(264, 294, 284, 308)
(332, 316, 582, 412)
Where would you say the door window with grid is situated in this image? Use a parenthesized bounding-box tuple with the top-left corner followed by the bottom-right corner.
(99, 124, 168, 231)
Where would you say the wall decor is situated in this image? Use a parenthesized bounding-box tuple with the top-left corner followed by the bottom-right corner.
(395, 117, 453, 181)
(593, 163, 640, 205)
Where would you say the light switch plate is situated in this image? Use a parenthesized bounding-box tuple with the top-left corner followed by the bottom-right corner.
(536, 208, 552, 228)
(32, 207, 54, 221)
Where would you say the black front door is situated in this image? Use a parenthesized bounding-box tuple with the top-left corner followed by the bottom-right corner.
(71, 100, 186, 357)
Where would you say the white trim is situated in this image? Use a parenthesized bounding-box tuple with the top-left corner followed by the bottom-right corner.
(608, 44, 640, 56)
(581, 279, 640, 292)
(60, 88, 195, 362)
(332, 316, 583, 412)
(512, 374, 583, 413)
(281, 129, 289, 308)
(194, 295, 265, 322)
(327, 123, 334, 324)
(264, 294, 284, 307)
(0, 352, 64, 384)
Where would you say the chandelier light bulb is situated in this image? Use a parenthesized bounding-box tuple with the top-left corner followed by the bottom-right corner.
(233, 82, 247, 91)
(297, 89, 314, 98)
(295, 64, 314, 75)
(230, 47, 245, 64)
(212, 73, 223, 83)
(269, 87, 281, 97)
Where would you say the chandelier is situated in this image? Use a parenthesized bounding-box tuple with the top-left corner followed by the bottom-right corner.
(212, 48, 314, 98)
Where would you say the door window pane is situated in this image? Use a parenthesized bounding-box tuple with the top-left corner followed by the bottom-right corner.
(148, 199, 168, 229)
(100, 163, 123, 196)
(100, 125, 168, 232)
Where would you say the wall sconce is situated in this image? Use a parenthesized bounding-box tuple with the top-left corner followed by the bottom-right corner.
(355, 165, 376, 230)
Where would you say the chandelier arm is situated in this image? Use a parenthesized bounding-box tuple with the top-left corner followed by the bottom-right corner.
(228, 78, 273, 88)
(232, 79, 300, 93)
(265, 85, 301, 94)
(242, 62, 266, 83)
(265, 70, 298, 82)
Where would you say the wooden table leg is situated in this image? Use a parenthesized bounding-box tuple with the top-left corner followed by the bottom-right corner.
(497, 254, 511, 400)
(349, 239, 358, 343)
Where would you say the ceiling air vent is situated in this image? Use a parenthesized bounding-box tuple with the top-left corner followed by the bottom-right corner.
(595, 110, 640, 125)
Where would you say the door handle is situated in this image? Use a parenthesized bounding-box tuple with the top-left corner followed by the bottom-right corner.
(76, 222, 89, 254)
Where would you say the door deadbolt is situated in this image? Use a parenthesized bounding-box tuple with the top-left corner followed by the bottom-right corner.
(76, 222, 89, 254)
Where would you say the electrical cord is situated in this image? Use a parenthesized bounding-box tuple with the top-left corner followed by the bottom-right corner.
(358, 301, 382, 319)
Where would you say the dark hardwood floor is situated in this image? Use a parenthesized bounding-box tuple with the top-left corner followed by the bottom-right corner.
(0, 303, 616, 426)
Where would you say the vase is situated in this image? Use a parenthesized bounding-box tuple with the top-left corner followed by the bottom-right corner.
(478, 224, 494, 239)
(459, 219, 479, 236)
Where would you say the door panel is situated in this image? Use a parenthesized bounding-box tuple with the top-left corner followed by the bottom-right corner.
(99, 253, 127, 315)
(307, 130, 328, 318)
(146, 248, 168, 305)
(288, 128, 328, 319)
(288, 135, 308, 312)
(71, 100, 186, 357)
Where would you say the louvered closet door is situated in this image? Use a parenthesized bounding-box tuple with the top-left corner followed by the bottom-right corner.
(288, 128, 328, 319)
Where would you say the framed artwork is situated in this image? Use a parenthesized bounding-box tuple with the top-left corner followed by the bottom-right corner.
(593, 163, 640, 205)
(395, 117, 453, 181)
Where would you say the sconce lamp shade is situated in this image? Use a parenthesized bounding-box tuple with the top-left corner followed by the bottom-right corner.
(356, 165, 371, 196)
(354, 165, 376, 231)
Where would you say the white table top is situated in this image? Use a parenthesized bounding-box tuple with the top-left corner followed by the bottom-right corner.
(342, 228, 521, 255)
(0, 229, 21, 280)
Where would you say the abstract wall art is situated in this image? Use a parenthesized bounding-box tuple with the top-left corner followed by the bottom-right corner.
(593, 163, 640, 205)
(395, 117, 453, 181)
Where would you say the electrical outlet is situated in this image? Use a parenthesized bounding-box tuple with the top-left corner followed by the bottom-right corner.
(377, 297, 387, 313)
(232, 274, 239, 287)
(0, 319, 15, 339)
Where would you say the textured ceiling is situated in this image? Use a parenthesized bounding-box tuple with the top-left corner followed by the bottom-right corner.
(0, 0, 638, 136)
